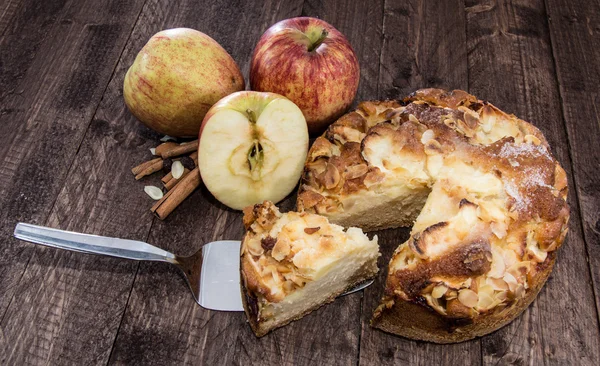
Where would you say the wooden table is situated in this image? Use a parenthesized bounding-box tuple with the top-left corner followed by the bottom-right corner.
(1, 0, 599, 364)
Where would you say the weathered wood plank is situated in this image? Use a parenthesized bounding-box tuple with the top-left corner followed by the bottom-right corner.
(545, 0, 600, 326)
(0, 0, 150, 364)
(464, 0, 600, 364)
(0, 0, 145, 320)
(358, 1, 482, 365)
(0, 0, 21, 36)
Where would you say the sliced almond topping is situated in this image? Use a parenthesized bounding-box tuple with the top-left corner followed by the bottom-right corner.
(432, 284, 448, 299)
(490, 221, 507, 239)
(150, 148, 157, 155)
(477, 292, 495, 310)
(478, 284, 495, 297)
(446, 290, 458, 300)
(464, 112, 479, 129)
(271, 236, 291, 261)
(171, 160, 184, 179)
(458, 289, 479, 308)
(308, 137, 335, 161)
(527, 243, 548, 262)
(462, 278, 473, 289)
(424, 294, 446, 315)
(363, 168, 385, 187)
(488, 249, 506, 278)
(507, 261, 531, 279)
(524, 134, 541, 145)
(503, 272, 518, 293)
(144, 186, 164, 200)
(345, 164, 369, 180)
(320, 163, 341, 189)
(408, 114, 419, 123)
(247, 239, 265, 257)
(487, 277, 509, 291)
(515, 284, 526, 298)
(495, 291, 508, 302)
(420, 129, 435, 144)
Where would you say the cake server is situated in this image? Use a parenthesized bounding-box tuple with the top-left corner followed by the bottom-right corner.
(13, 223, 373, 312)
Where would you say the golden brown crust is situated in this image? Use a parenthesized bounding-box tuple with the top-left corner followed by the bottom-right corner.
(297, 88, 569, 343)
(371, 253, 555, 343)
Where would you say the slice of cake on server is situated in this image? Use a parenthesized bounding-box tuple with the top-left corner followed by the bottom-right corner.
(240, 201, 380, 336)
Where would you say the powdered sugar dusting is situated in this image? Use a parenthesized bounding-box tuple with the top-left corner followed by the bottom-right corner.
(498, 142, 550, 160)
(504, 164, 553, 212)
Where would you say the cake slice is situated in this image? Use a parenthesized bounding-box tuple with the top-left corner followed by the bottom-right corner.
(240, 201, 379, 336)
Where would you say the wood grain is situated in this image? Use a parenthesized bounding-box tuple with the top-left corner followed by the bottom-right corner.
(358, 1, 482, 365)
(0, 0, 151, 364)
(465, 0, 600, 364)
(545, 0, 600, 326)
(0, 0, 146, 322)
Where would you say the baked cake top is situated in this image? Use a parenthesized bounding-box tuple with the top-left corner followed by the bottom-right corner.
(297, 89, 569, 317)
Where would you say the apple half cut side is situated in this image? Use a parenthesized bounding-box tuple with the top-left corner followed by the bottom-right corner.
(198, 91, 309, 210)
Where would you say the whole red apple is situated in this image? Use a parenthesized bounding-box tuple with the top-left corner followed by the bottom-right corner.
(250, 17, 360, 135)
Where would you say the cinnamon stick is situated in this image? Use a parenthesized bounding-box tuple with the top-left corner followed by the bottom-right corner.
(189, 151, 198, 165)
(152, 168, 201, 220)
(154, 142, 178, 157)
(132, 158, 163, 179)
(161, 172, 173, 184)
(164, 168, 190, 190)
(159, 140, 198, 159)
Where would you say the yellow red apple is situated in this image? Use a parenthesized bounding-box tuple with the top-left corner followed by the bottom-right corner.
(124, 28, 244, 137)
(198, 91, 308, 210)
(250, 17, 360, 135)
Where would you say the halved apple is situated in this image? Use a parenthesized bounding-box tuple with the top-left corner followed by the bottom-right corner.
(198, 91, 309, 210)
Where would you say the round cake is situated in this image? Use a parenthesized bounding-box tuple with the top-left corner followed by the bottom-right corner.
(297, 89, 569, 343)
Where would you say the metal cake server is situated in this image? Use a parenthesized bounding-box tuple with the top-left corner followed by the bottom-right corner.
(13, 223, 373, 311)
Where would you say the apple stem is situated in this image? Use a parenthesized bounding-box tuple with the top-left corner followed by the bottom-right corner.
(308, 29, 328, 52)
(246, 109, 257, 124)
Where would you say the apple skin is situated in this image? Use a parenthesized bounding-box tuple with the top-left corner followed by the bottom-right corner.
(250, 17, 360, 135)
(198, 91, 309, 210)
(124, 28, 245, 138)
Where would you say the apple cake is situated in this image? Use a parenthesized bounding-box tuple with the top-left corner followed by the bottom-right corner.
(240, 201, 379, 336)
(297, 89, 569, 343)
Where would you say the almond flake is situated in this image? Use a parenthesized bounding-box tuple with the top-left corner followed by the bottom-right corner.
(160, 135, 175, 142)
(150, 148, 157, 155)
(432, 284, 448, 299)
(144, 185, 164, 200)
(477, 292, 495, 310)
(171, 160, 184, 179)
(503, 272, 518, 293)
(458, 289, 478, 308)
